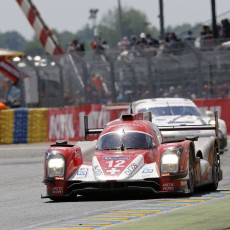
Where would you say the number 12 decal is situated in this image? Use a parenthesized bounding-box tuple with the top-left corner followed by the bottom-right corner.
(106, 160, 125, 168)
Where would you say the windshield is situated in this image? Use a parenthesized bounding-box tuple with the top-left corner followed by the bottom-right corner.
(138, 106, 202, 117)
(97, 132, 154, 150)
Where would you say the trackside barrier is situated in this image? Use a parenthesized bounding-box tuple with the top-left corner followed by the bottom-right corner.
(0, 109, 14, 144)
(27, 108, 48, 143)
(47, 104, 128, 142)
(0, 100, 229, 144)
(0, 108, 48, 144)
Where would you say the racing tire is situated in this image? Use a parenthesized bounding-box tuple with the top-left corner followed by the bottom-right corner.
(207, 144, 220, 191)
(188, 152, 195, 194)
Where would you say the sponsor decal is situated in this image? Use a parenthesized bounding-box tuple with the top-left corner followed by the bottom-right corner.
(124, 163, 138, 175)
(162, 183, 174, 191)
(106, 167, 121, 175)
(49, 114, 75, 139)
(76, 168, 88, 177)
(51, 186, 63, 194)
(103, 156, 130, 161)
(143, 169, 153, 173)
(93, 165, 103, 176)
(79, 111, 110, 137)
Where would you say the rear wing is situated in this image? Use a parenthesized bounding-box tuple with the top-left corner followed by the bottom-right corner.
(158, 111, 219, 137)
(84, 111, 152, 140)
(84, 116, 103, 140)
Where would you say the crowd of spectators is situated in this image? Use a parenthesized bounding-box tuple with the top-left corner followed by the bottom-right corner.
(66, 20, 230, 105)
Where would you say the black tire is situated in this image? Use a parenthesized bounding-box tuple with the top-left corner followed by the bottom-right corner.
(207, 144, 220, 191)
(188, 152, 195, 194)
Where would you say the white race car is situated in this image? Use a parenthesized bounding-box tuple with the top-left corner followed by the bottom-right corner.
(132, 98, 227, 154)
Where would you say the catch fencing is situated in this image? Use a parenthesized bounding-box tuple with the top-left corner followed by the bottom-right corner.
(14, 42, 230, 107)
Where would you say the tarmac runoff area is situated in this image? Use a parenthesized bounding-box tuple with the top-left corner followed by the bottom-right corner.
(42, 187, 230, 230)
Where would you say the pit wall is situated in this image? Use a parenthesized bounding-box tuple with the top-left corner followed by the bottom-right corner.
(0, 99, 229, 144)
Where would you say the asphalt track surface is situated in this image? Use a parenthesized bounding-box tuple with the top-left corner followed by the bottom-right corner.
(0, 139, 229, 230)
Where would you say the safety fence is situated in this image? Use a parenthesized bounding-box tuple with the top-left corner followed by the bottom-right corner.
(1, 43, 229, 109)
(0, 99, 229, 144)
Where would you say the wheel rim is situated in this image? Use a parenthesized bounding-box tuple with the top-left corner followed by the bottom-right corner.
(188, 153, 195, 193)
(212, 145, 220, 188)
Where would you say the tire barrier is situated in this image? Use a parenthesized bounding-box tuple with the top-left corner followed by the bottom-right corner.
(13, 108, 28, 144)
(0, 108, 48, 144)
(27, 108, 48, 143)
(0, 109, 14, 144)
(0, 99, 229, 144)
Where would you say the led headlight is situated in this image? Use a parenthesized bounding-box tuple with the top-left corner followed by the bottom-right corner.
(161, 147, 182, 174)
(46, 151, 65, 178)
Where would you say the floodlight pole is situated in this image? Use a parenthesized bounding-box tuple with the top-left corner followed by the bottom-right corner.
(211, 0, 218, 38)
(118, 0, 123, 39)
(89, 9, 99, 40)
(159, 0, 165, 40)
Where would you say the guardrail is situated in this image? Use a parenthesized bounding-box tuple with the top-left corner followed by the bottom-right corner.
(0, 99, 229, 144)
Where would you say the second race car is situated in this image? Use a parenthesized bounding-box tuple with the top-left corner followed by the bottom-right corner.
(131, 97, 227, 153)
(42, 111, 222, 201)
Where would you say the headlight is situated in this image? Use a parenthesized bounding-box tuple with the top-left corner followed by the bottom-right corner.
(161, 147, 181, 174)
(46, 151, 65, 178)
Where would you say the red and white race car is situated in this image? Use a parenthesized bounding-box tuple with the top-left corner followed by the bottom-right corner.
(42, 112, 222, 201)
(132, 98, 227, 154)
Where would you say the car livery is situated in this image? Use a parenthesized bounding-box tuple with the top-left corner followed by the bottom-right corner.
(42, 111, 222, 201)
(132, 98, 227, 153)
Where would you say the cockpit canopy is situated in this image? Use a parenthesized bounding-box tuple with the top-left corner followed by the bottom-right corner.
(138, 106, 202, 117)
(96, 131, 154, 150)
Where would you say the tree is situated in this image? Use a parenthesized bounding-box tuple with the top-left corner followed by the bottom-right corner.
(0, 31, 26, 51)
(23, 37, 45, 56)
(98, 7, 159, 47)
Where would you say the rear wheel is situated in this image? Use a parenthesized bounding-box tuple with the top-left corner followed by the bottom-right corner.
(207, 144, 220, 191)
(188, 152, 195, 194)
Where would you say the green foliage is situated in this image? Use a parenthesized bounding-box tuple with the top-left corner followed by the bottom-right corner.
(0, 6, 207, 54)
(165, 23, 203, 40)
(0, 31, 26, 51)
(99, 6, 159, 46)
(23, 37, 45, 56)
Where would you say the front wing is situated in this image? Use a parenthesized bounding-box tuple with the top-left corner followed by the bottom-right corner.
(43, 163, 193, 199)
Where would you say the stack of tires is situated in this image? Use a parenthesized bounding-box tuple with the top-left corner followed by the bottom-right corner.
(13, 108, 28, 144)
(28, 108, 48, 143)
(0, 109, 14, 144)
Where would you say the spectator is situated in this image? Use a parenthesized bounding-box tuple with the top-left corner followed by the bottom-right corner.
(91, 74, 110, 104)
(200, 25, 213, 40)
(164, 32, 180, 48)
(129, 35, 138, 47)
(221, 18, 230, 38)
(6, 83, 21, 108)
(68, 39, 85, 54)
(183, 30, 194, 43)
(146, 33, 160, 48)
(163, 86, 176, 97)
(101, 40, 110, 50)
(137, 32, 148, 47)
(120, 36, 130, 47)
(201, 84, 211, 98)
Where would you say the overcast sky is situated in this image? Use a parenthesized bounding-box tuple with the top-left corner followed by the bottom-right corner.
(1, 0, 230, 40)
